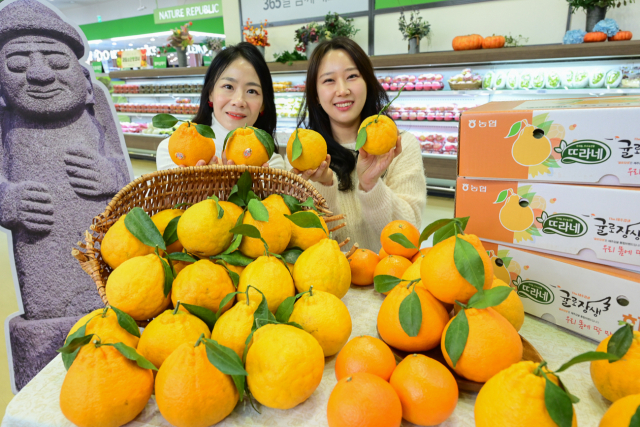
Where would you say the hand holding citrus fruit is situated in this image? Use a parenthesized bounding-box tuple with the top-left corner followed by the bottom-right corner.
(287, 128, 328, 171)
(223, 125, 275, 167)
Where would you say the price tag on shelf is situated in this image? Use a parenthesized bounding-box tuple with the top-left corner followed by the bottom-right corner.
(203, 55, 212, 67)
(240, 0, 367, 25)
(91, 62, 103, 73)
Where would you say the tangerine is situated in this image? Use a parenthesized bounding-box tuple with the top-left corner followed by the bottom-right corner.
(168, 122, 216, 167)
(335, 335, 396, 381)
(358, 115, 398, 156)
(286, 128, 328, 171)
(348, 248, 380, 286)
(380, 220, 420, 259)
(225, 127, 272, 167)
(374, 255, 412, 295)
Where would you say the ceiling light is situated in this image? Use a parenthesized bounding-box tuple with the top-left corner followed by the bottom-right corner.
(150, 38, 155, 41)
(88, 40, 103, 45)
(112, 42, 117, 45)
(128, 43, 133, 46)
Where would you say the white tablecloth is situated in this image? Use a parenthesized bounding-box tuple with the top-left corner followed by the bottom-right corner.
(2, 285, 611, 427)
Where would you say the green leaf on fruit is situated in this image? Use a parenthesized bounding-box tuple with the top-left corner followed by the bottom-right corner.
(374, 275, 402, 294)
(399, 289, 422, 337)
(355, 127, 368, 151)
(433, 217, 469, 246)
(229, 224, 262, 239)
(124, 207, 166, 251)
(454, 236, 485, 292)
(203, 339, 247, 401)
(251, 127, 275, 159)
(555, 351, 620, 373)
(544, 376, 574, 427)
(281, 247, 303, 264)
(445, 309, 469, 368)
(467, 286, 512, 310)
(285, 212, 326, 233)
(206, 195, 225, 220)
(109, 306, 140, 338)
(607, 322, 634, 362)
(247, 199, 269, 222)
(57, 334, 94, 355)
(388, 233, 417, 249)
(195, 124, 215, 139)
(104, 342, 157, 370)
(213, 250, 254, 267)
(280, 194, 302, 213)
(223, 129, 236, 151)
(181, 302, 218, 330)
(168, 252, 198, 263)
(163, 216, 181, 247)
(630, 405, 640, 427)
(291, 128, 303, 162)
(419, 218, 454, 245)
(152, 113, 179, 129)
(217, 291, 243, 318)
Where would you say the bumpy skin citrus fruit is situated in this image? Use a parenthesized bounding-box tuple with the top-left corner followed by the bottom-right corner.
(377, 285, 449, 352)
(287, 210, 328, 250)
(168, 122, 216, 167)
(172, 259, 236, 315)
(286, 128, 328, 171)
(177, 199, 235, 257)
(380, 220, 420, 259)
(442, 307, 523, 383)
(225, 127, 269, 166)
(289, 290, 352, 356)
(390, 354, 458, 426)
(375, 255, 412, 295)
(106, 254, 171, 321)
(358, 115, 398, 156)
(591, 330, 640, 402)
(101, 215, 154, 269)
(60, 343, 154, 427)
(489, 278, 525, 331)
(335, 336, 396, 381)
(421, 234, 493, 304)
(67, 308, 139, 348)
(475, 361, 577, 427)
(239, 204, 292, 258)
(211, 299, 260, 359)
(599, 393, 640, 427)
(246, 324, 324, 409)
(218, 201, 244, 226)
(137, 308, 211, 369)
(155, 342, 238, 427)
(293, 239, 351, 299)
(327, 372, 402, 427)
(237, 256, 295, 313)
(151, 209, 184, 255)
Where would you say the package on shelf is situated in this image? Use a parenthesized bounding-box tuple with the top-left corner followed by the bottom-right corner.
(120, 122, 148, 134)
(389, 103, 471, 122)
(113, 84, 139, 94)
(448, 68, 483, 91)
(482, 241, 640, 342)
(458, 96, 640, 185)
(621, 66, 640, 88)
(414, 132, 457, 155)
(114, 83, 203, 94)
(377, 74, 445, 91)
(275, 97, 303, 118)
(114, 103, 199, 115)
(455, 178, 640, 271)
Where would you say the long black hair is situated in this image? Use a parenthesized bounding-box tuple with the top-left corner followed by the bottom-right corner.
(194, 42, 278, 141)
(297, 37, 389, 191)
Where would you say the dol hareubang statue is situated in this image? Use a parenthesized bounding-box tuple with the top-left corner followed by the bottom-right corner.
(0, 0, 133, 390)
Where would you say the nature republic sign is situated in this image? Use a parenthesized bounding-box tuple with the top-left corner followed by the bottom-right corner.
(154, 0, 222, 24)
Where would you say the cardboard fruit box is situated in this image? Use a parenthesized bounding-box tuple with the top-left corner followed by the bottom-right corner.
(454, 178, 640, 271)
(458, 96, 640, 185)
(483, 242, 640, 342)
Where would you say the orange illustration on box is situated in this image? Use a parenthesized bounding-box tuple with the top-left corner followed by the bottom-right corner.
(505, 114, 562, 179)
(493, 186, 546, 243)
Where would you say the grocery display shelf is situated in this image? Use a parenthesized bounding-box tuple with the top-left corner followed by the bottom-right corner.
(397, 121, 459, 128)
(119, 113, 194, 119)
(108, 41, 640, 79)
(422, 153, 458, 159)
(385, 88, 640, 97)
(112, 93, 201, 98)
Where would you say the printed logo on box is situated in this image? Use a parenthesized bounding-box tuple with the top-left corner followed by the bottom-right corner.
(536, 212, 588, 237)
(513, 276, 555, 305)
(554, 140, 611, 165)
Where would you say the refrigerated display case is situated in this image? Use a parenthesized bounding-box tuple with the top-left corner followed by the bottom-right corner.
(109, 41, 640, 191)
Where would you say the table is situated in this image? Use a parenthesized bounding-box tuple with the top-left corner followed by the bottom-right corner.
(2, 285, 611, 427)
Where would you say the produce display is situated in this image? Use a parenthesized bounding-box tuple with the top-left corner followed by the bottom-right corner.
(390, 103, 472, 122)
(448, 68, 483, 90)
(377, 74, 445, 91)
(413, 132, 458, 155)
(113, 83, 204, 94)
(275, 96, 303, 118)
(273, 80, 306, 92)
(115, 102, 199, 115)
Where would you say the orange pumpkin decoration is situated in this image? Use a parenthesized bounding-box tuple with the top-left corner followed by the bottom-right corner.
(482, 35, 506, 49)
(609, 31, 633, 41)
(452, 34, 484, 51)
(584, 31, 607, 43)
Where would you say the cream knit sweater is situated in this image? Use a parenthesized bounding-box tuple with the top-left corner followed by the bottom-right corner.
(287, 131, 427, 253)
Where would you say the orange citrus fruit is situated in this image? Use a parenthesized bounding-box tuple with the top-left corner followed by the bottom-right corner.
(475, 361, 577, 427)
(380, 220, 420, 259)
(389, 354, 458, 426)
(151, 209, 184, 255)
(374, 255, 412, 295)
(358, 115, 398, 156)
(421, 234, 493, 304)
(377, 284, 449, 352)
(225, 126, 272, 166)
(591, 330, 640, 402)
(378, 248, 388, 261)
(327, 373, 402, 427)
(441, 307, 522, 383)
(100, 215, 154, 269)
(286, 128, 328, 171)
(172, 259, 236, 315)
(348, 248, 380, 286)
(335, 335, 396, 381)
(168, 122, 216, 167)
(599, 393, 640, 427)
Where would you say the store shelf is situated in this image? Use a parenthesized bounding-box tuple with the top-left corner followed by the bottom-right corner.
(123, 134, 165, 155)
(113, 93, 201, 98)
(386, 88, 640, 97)
(107, 41, 640, 79)
(397, 121, 459, 128)
(422, 153, 458, 159)
(119, 113, 194, 119)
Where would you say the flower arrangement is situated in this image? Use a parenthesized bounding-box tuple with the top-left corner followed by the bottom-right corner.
(243, 19, 270, 47)
(563, 29, 587, 44)
(504, 33, 530, 47)
(203, 36, 224, 53)
(321, 12, 359, 40)
(593, 18, 620, 35)
(398, 10, 431, 42)
(294, 23, 320, 52)
(167, 22, 194, 51)
(566, 0, 635, 12)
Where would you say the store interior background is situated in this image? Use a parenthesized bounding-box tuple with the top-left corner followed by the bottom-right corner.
(1, 0, 640, 417)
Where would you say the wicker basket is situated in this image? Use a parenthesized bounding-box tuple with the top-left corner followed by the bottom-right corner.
(72, 165, 348, 323)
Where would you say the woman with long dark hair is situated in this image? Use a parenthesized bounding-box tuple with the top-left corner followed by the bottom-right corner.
(156, 42, 284, 170)
(292, 37, 426, 252)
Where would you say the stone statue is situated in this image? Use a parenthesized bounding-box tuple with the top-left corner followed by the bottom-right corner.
(0, 0, 133, 390)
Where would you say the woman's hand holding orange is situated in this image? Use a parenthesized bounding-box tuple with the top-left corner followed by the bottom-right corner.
(292, 154, 333, 186)
(357, 133, 402, 192)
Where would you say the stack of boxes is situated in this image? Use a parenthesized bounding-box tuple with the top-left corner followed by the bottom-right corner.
(454, 96, 640, 341)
